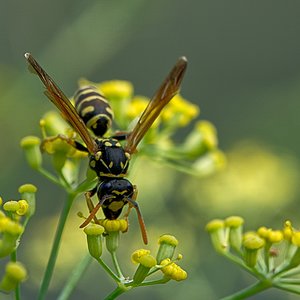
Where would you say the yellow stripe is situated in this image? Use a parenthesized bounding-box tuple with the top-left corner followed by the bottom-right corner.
(76, 94, 109, 111)
(81, 105, 95, 117)
(86, 114, 111, 129)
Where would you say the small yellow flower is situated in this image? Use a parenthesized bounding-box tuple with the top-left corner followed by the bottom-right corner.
(3, 201, 19, 212)
(283, 220, 293, 241)
(225, 216, 244, 228)
(126, 96, 149, 120)
(243, 232, 265, 267)
(267, 230, 283, 244)
(160, 258, 187, 281)
(18, 184, 37, 218)
(132, 250, 156, 284)
(292, 232, 300, 247)
(20, 136, 42, 169)
(225, 216, 244, 251)
(2, 220, 24, 235)
(131, 249, 151, 264)
(84, 224, 105, 259)
(100, 219, 128, 232)
(158, 234, 179, 247)
(0, 261, 27, 292)
(84, 223, 105, 236)
(161, 94, 199, 127)
(206, 219, 227, 253)
(18, 184, 37, 194)
(156, 235, 179, 263)
(78, 79, 134, 100)
(16, 200, 29, 216)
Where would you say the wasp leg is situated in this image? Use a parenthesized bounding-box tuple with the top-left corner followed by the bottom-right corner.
(41, 134, 89, 153)
(79, 187, 99, 227)
(125, 186, 148, 244)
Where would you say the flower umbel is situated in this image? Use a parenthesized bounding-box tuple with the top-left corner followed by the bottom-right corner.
(207, 217, 300, 298)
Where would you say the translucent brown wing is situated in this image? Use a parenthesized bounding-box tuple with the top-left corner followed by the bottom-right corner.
(125, 56, 188, 154)
(24, 53, 97, 154)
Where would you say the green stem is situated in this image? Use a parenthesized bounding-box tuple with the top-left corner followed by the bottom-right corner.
(38, 168, 65, 188)
(96, 258, 120, 282)
(57, 254, 93, 300)
(38, 192, 76, 300)
(10, 251, 21, 300)
(104, 284, 130, 300)
(220, 280, 271, 300)
(138, 277, 170, 286)
(111, 252, 124, 279)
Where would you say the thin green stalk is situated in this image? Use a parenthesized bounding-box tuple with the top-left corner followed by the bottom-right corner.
(38, 192, 76, 300)
(111, 252, 124, 279)
(38, 168, 65, 188)
(138, 277, 170, 286)
(274, 283, 300, 295)
(10, 251, 21, 300)
(57, 254, 93, 300)
(220, 280, 272, 300)
(96, 258, 120, 282)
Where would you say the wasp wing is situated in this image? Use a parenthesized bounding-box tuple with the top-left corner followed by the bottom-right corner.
(125, 56, 188, 154)
(24, 53, 97, 154)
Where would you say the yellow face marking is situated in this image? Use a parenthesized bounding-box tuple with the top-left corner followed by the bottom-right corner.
(99, 172, 126, 178)
(120, 161, 124, 169)
(109, 161, 114, 169)
(113, 190, 129, 195)
(125, 152, 131, 160)
(108, 201, 125, 212)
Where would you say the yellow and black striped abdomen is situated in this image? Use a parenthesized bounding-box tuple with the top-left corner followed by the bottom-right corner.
(74, 86, 113, 137)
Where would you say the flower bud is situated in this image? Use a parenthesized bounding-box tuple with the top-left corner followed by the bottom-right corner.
(3, 201, 19, 212)
(84, 224, 105, 259)
(225, 216, 244, 252)
(18, 184, 37, 217)
(105, 231, 119, 253)
(156, 235, 178, 263)
(182, 121, 217, 157)
(20, 136, 42, 170)
(0, 261, 27, 292)
(133, 254, 157, 284)
(243, 233, 265, 267)
(206, 219, 227, 253)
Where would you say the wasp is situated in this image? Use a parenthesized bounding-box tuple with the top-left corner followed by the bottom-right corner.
(24, 53, 187, 244)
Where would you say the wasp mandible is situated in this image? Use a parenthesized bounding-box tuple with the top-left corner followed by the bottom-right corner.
(24, 53, 187, 244)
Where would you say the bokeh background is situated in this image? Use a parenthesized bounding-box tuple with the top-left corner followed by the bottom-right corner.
(1, 1, 300, 299)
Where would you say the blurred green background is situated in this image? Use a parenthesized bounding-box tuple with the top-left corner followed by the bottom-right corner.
(2, 0, 300, 299)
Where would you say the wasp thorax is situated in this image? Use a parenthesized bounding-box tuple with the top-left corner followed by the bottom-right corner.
(89, 138, 130, 178)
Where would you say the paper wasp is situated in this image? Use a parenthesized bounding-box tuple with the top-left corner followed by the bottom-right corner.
(24, 53, 187, 244)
